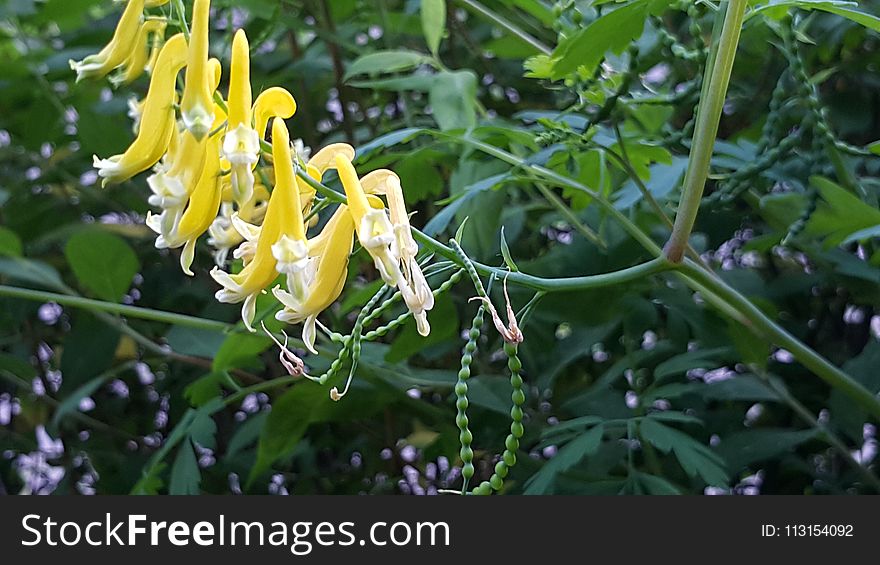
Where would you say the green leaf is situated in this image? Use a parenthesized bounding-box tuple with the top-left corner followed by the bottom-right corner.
(0, 257, 65, 290)
(499, 226, 519, 272)
(0, 227, 23, 257)
(634, 471, 683, 494)
(429, 70, 478, 131)
(539, 0, 669, 80)
(715, 428, 818, 470)
(466, 375, 514, 415)
(64, 230, 140, 302)
(702, 375, 781, 402)
(805, 176, 880, 247)
(51, 373, 111, 432)
(184, 371, 239, 407)
(524, 424, 605, 494)
(130, 462, 167, 495)
(60, 312, 119, 389)
(639, 418, 729, 486)
(348, 74, 436, 92)
(726, 319, 769, 370)
(748, 1, 880, 32)
(165, 326, 226, 359)
(344, 50, 430, 80)
(0, 353, 37, 380)
(653, 347, 731, 382)
(169, 438, 201, 495)
(386, 294, 459, 363)
(421, 0, 446, 55)
(225, 411, 269, 462)
(249, 382, 332, 486)
(213, 333, 271, 373)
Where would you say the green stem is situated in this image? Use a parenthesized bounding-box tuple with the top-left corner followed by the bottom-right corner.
(533, 182, 607, 250)
(454, 0, 552, 55)
(664, 0, 747, 262)
(293, 168, 673, 291)
(758, 372, 880, 492)
(0, 285, 230, 332)
(679, 260, 880, 420)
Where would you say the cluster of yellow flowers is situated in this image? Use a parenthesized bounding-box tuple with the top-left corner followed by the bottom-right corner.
(71, 0, 435, 355)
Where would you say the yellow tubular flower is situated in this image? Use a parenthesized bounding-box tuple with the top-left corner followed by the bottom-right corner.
(223, 31, 298, 208)
(334, 155, 403, 286)
(360, 170, 434, 336)
(173, 106, 228, 275)
(298, 142, 355, 215)
(210, 119, 307, 331)
(70, 0, 146, 82)
(112, 18, 167, 87)
(145, 58, 221, 237)
(274, 205, 356, 353)
(93, 33, 188, 186)
(180, 0, 214, 140)
(224, 30, 258, 207)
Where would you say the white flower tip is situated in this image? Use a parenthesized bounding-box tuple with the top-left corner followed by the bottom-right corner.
(415, 313, 431, 337)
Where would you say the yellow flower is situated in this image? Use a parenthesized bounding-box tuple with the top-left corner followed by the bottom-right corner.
(207, 183, 270, 266)
(334, 155, 402, 285)
(172, 107, 228, 275)
(210, 119, 308, 331)
(93, 33, 188, 185)
(111, 18, 167, 87)
(223, 30, 298, 208)
(145, 58, 221, 242)
(70, 0, 146, 82)
(180, 0, 215, 140)
(360, 170, 434, 336)
(148, 103, 227, 275)
(274, 205, 356, 353)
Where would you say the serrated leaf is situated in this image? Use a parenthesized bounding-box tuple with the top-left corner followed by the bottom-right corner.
(169, 438, 201, 495)
(524, 424, 605, 494)
(639, 418, 729, 487)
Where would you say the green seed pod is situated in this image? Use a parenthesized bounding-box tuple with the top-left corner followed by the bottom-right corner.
(455, 301, 484, 493)
(489, 475, 504, 491)
(505, 435, 519, 453)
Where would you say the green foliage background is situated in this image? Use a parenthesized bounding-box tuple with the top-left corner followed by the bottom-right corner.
(1, 0, 880, 495)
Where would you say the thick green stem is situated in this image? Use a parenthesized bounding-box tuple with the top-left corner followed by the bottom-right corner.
(0, 285, 230, 332)
(679, 260, 880, 420)
(664, 0, 747, 262)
